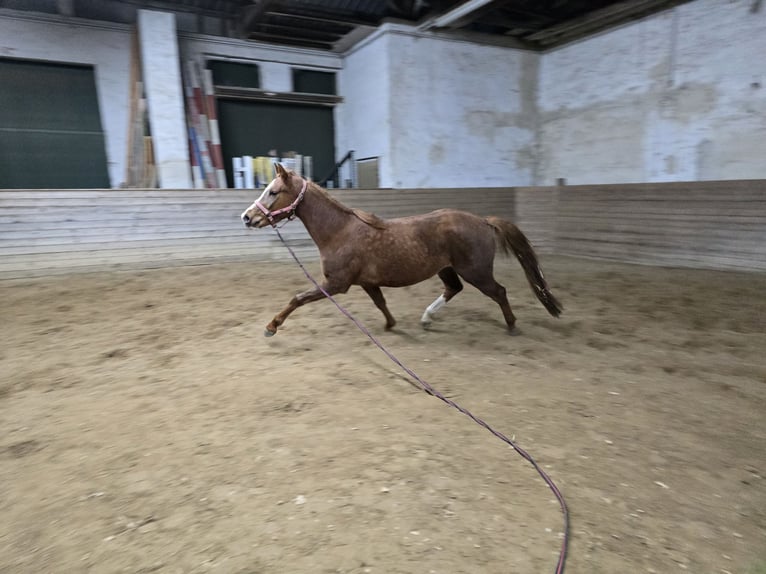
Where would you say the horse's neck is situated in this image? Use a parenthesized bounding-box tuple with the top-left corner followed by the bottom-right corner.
(297, 185, 356, 248)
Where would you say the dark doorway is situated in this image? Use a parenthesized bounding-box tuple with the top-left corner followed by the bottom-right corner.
(0, 58, 110, 188)
(217, 99, 335, 187)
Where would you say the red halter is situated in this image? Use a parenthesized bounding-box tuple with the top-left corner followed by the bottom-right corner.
(255, 178, 308, 226)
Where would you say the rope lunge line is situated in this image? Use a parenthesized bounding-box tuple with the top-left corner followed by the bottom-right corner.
(271, 226, 570, 574)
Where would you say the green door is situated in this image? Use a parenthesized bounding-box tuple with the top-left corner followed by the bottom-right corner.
(0, 58, 110, 188)
(217, 99, 335, 187)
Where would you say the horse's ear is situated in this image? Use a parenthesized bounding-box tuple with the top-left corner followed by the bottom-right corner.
(274, 162, 288, 180)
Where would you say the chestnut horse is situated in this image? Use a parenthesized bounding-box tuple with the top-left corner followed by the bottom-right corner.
(241, 164, 562, 336)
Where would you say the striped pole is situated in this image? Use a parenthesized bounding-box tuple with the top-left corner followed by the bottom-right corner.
(187, 60, 216, 188)
(188, 126, 205, 188)
(202, 68, 227, 188)
(183, 67, 205, 188)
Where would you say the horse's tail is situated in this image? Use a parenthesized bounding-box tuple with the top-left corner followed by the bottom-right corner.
(486, 217, 563, 318)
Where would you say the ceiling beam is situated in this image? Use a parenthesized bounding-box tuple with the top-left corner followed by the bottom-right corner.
(265, 14, 354, 35)
(241, 0, 275, 31)
(117, 0, 239, 19)
(265, 9, 375, 28)
(247, 31, 336, 49)
(445, 1, 503, 29)
(250, 22, 345, 42)
(333, 24, 377, 53)
(470, 11, 549, 32)
(527, 0, 691, 46)
(421, 0, 498, 29)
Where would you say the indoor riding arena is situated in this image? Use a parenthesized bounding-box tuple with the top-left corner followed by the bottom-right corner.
(1, 2, 764, 574)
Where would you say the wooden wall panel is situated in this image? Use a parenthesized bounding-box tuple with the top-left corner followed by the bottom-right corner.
(0, 190, 305, 278)
(549, 180, 766, 271)
(0, 187, 514, 279)
(1, 181, 763, 279)
(512, 186, 559, 254)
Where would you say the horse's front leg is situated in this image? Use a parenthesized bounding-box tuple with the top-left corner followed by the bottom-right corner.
(265, 283, 345, 336)
(362, 285, 396, 330)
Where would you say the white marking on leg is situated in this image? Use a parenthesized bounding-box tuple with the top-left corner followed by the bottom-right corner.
(421, 294, 447, 325)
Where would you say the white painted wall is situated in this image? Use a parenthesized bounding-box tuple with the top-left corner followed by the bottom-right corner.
(338, 25, 539, 188)
(538, 0, 766, 185)
(138, 10, 191, 188)
(0, 10, 131, 187)
(388, 30, 539, 188)
(336, 32, 392, 187)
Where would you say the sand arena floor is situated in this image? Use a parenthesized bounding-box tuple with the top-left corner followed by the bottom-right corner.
(1, 255, 765, 573)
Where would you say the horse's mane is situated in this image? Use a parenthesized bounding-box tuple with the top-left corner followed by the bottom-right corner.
(307, 180, 387, 230)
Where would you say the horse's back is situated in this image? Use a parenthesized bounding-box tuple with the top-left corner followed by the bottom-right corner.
(404, 208, 492, 241)
(388, 208, 488, 234)
(386, 208, 496, 262)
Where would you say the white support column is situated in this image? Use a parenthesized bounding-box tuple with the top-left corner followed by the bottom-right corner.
(137, 9, 192, 188)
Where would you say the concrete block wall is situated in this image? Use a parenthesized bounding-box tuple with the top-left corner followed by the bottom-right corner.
(338, 25, 540, 188)
(538, 0, 766, 185)
(335, 32, 392, 189)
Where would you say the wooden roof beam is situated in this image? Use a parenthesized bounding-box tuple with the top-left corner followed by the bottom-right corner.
(420, 0, 498, 29)
(527, 0, 690, 46)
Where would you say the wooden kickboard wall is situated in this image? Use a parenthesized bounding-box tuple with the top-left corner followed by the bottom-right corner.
(516, 180, 765, 272)
(0, 181, 763, 279)
(0, 188, 515, 279)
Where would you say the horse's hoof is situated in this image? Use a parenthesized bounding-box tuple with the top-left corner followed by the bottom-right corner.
(421, 320, 432, 330)
(507, 326, 522, 336)
(264, 328, 276, 337)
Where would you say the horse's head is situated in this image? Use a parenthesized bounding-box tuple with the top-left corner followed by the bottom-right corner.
(241, 163, 307, 228)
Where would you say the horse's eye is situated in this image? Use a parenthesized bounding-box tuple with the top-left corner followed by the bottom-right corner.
(269, 190, 278, 196)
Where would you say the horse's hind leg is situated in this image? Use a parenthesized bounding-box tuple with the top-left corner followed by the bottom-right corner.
(421, 267, 464, 327)
(455, 268, 517, 331)
(362, 285, 396, 330)
(485, 281, 517, 331)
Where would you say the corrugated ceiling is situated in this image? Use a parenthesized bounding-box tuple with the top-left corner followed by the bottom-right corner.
(0, 0, 694, 51)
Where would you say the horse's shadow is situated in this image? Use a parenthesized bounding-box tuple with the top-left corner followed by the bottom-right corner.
(382, 326, 422, 342)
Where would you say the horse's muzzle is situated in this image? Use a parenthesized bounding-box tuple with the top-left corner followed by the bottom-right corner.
(245, 217, 271, 230)
(241, 212, 264, 228)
